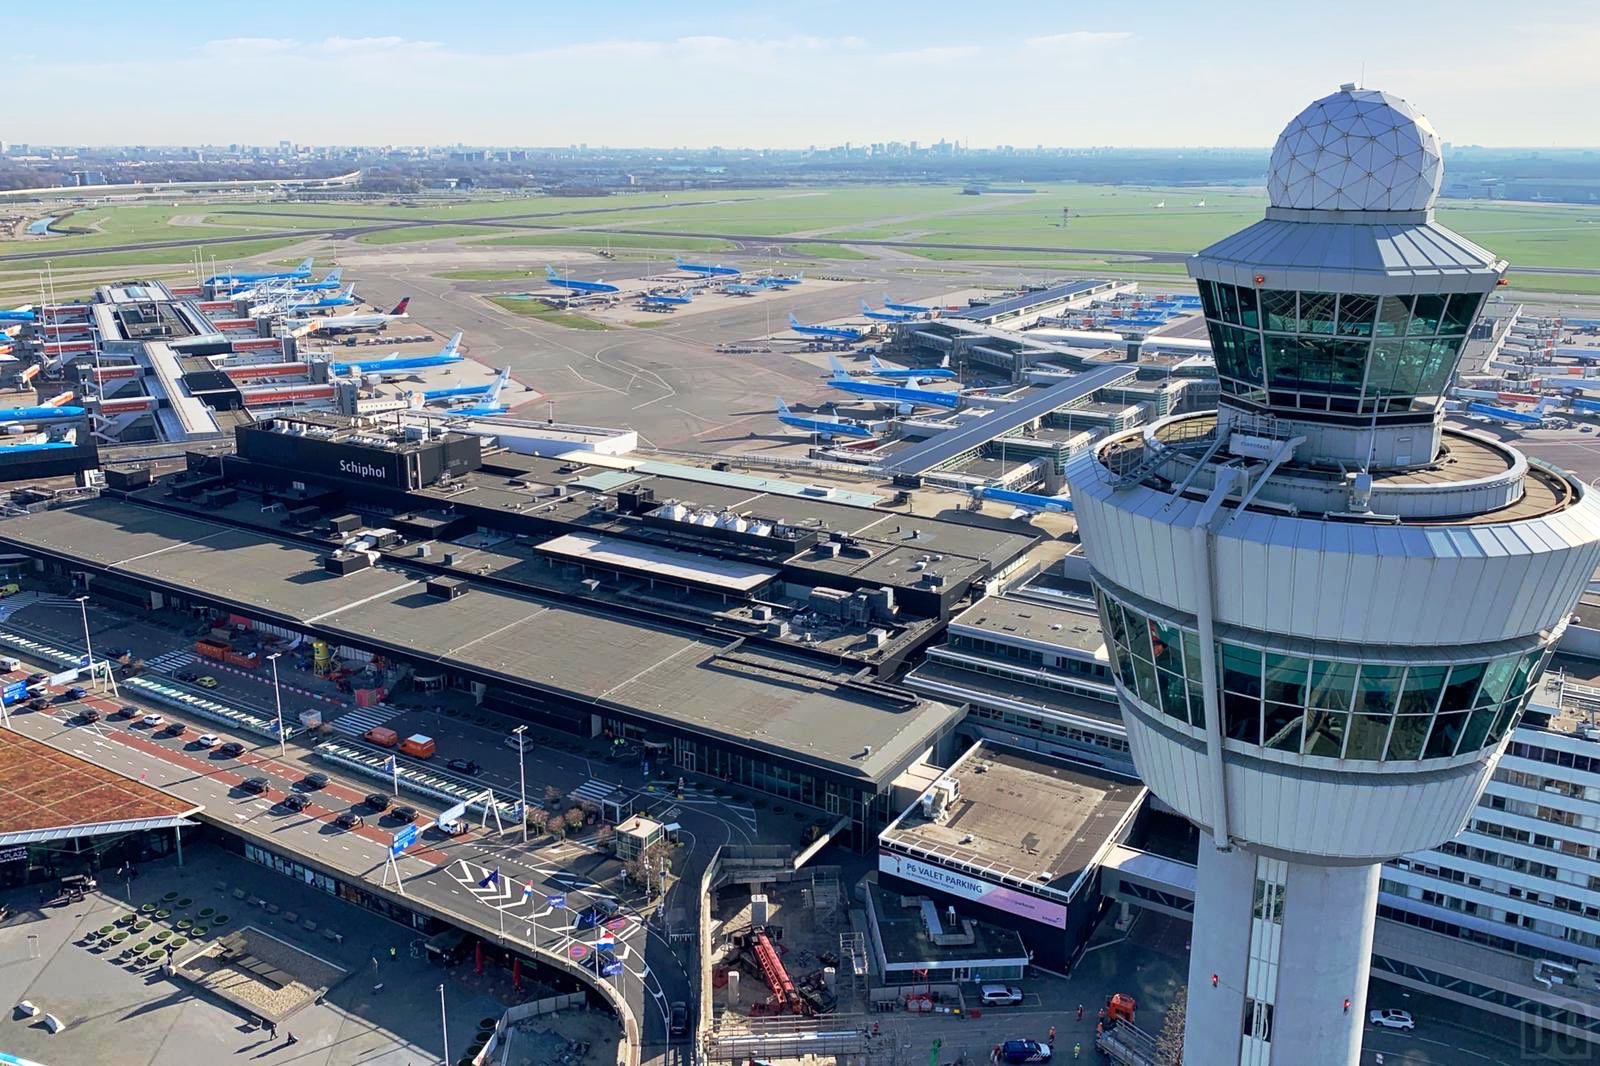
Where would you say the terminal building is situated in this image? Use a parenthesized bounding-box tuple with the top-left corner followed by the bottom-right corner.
(876, 740, 1144, 972)
(0, 412, 1045, 849)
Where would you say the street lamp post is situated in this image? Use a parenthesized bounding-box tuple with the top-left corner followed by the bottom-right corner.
(74, 595, 95, 689)
(267, 652, 286, 758)
(513, 725, 528, 844)
(438, 983, 449, 1066)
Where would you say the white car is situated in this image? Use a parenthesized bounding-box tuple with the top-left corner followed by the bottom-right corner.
(1369, 1009, 1414, 1031)
(979, 983, 1024, 1006)
(141, 713, 165, 727)
(196, 733, 221, 748)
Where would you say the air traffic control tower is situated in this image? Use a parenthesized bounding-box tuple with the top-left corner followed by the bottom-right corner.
(1066, 86, 1600, 1065)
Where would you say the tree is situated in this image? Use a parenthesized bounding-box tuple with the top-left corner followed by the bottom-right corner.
(563, 807, 585, 834)
(544, 784, 564, 809)
(623, 841, 671, 895)
(594, 824, 615, 850)
(525, 807, 549, 836)
(1155, 986, 1186, 1066)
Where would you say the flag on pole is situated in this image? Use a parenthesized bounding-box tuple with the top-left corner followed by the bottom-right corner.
(545, 893, 566, 909)
(522, 881, 534, 902)
(384, 755, 397, 773)
(477, 867, 501, 889)
(597, 929, 615, 950)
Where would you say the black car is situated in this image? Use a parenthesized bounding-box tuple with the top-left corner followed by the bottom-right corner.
(390, 805, 418, 824)
(115, 704, 140, 719)
(160, 721, 187, 737)
(365, 793, 391, 811)
(25, 672, 47, 685)
(240, 776, 269, 794)
(218, 741, 246, 758)
(281, 793, 311, 812)
(29, 697, 50, 712)
(78, 707, 102, 724)
(669, 1001, 688, 1037)
(334, 811, 364, 830)
(175, 670, 200, 682)
(446, 758, 481, 775)
(301, 772, 329, 790)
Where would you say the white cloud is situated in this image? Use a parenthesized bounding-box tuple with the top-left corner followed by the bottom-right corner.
(1024, 31, 1132, 49)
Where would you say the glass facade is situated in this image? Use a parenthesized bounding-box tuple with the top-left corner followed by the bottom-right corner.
(1197, 279, 1481, 416)
(1095, 585, 1541, 762)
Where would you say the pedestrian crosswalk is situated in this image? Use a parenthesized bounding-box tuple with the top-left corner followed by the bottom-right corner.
(0, 591, 42, 623)
(145, 650, 198, 672)
(330, 704, 400, 738)
(569, 778, 618, 805)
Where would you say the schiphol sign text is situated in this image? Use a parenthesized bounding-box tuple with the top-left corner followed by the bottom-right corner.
(879, 853, 1068, 929)
(338, 458, 389, 481)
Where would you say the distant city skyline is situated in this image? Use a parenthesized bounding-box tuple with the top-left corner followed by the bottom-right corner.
(8, 0, 1600, 149)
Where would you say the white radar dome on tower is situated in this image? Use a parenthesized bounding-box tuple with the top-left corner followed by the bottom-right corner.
(1266, 84, 1443, 212)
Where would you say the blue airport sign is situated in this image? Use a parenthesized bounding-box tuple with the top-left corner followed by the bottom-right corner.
(390, 823, 419, 857)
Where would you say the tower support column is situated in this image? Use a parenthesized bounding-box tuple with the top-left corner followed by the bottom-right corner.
(1185, 834, 1380, 1066)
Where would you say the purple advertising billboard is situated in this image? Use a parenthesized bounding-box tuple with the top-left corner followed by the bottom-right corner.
(879, 853, 1068, 929)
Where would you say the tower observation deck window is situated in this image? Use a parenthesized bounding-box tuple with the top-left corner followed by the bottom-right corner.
(1207, 285, 1469, 415)
(1094, 585, 1545, 763)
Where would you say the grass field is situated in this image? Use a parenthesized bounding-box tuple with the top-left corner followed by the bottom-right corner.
(8, 185, 1600, 297)
(471, 231, 736, 252)
(487, 295, 611, 329)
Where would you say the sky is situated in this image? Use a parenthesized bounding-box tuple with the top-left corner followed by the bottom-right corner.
(6, 0, 1599, 149)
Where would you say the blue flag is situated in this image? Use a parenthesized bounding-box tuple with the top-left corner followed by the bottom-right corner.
(477, 867, 500, 889)
(384, 755, 397, 773)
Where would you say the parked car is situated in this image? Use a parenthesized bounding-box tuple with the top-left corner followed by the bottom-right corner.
(195, 676, 220, 689)
(218, 741, 246, 757)
(161, 722, 187, 738)
(390, 805, 418, 824)
(1369, 1009, 1415, 1031)
(1001, 1040, 1052, 1064)
(77, 707, 102, 724)
(669, 1001, 688, 1037)
(64, 686, 88, 700)
(980, 984, 1024, 1006)
(301, 772, 328, 790)
(240, 776, 269, 794)
(334, 811, 365, 830)
(281, 793, 311, 812)
(141, 713, 165, 727)
(175, 670, 200, 682)
(365, 793, 391, 811)
(26, 672, 48, 685)
(195, 733, 221, 749)
(116, 704, 140, 719)
(445, 758, 480, 775)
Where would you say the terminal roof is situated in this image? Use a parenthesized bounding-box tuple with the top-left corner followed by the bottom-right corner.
(0, 499, 957, 782)
(880, 743, 1143, 899)
(952, 595, 1105, 655)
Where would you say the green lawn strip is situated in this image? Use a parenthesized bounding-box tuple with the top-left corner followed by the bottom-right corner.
(487, 295, 611, 329)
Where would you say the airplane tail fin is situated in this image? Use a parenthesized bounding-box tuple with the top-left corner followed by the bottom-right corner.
(827, 355, 850, 379)
(674, 257, 687, 269)
(868, 353, 886, 371)
(296, 257, 313, 272)
(940, 354, 950, 369)
(442, 331, 463, 356)
(861, 300, 873, 315)
(546, 265, 559, 280)
(486, 367, 510, 402)
(389, 298, 410, 316)
(788, 312, 802, 328)
(775, 396, 792, 417)
(326, 268, 342, 284)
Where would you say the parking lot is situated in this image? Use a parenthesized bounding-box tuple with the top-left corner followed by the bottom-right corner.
(0, 842, 543, 1066)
